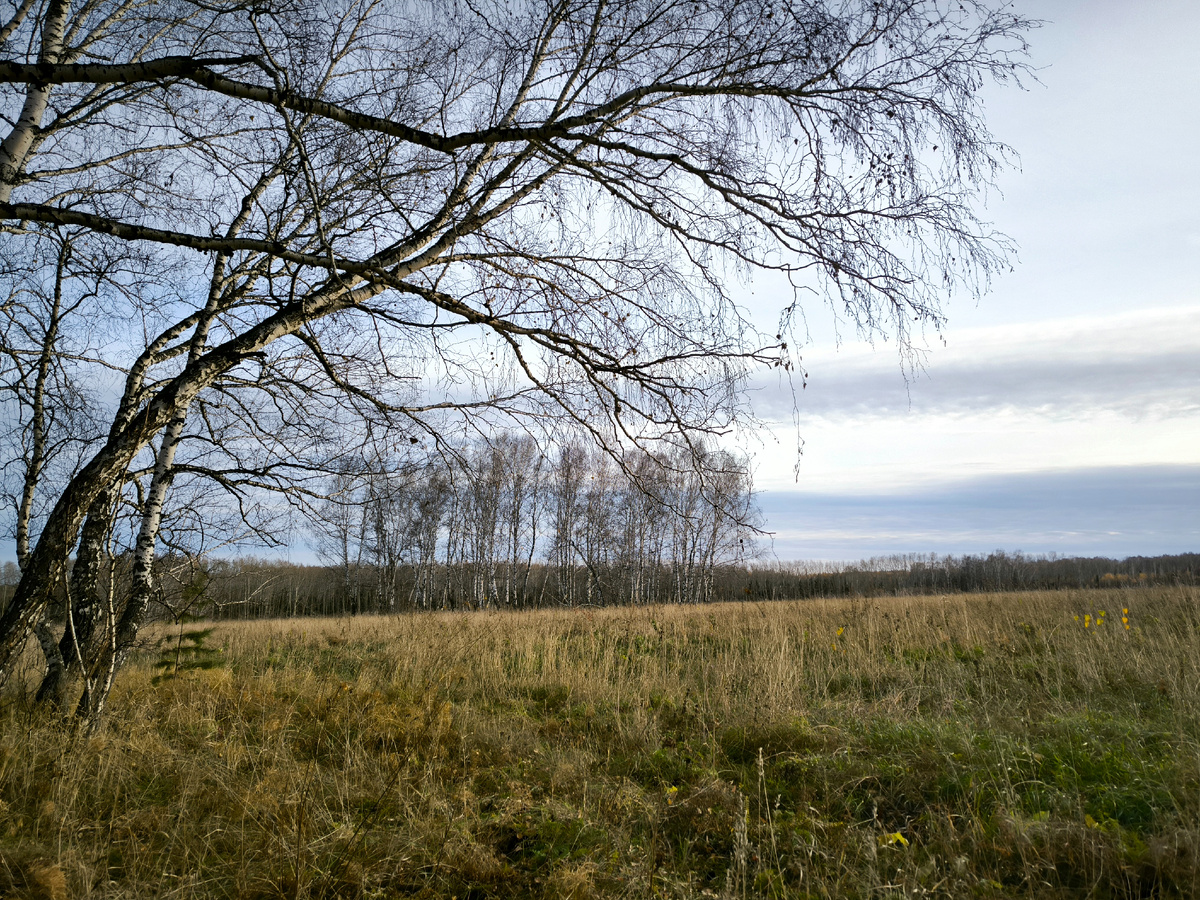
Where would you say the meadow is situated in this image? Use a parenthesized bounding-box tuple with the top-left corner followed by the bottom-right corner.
(1, 587, 1197, 899)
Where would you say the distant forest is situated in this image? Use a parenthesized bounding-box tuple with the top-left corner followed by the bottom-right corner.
(193, 551, 1198, 620)
(5, 552, 1192, 625)
(3, 433, 1194, 621)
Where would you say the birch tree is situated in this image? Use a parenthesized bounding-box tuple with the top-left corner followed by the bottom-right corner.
(0, 0, 1031, 713)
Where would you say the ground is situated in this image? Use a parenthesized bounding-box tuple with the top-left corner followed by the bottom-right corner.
(1, 588, 1197, 898)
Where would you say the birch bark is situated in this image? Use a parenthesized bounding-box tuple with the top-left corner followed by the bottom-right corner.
(0, 0, 69, 201)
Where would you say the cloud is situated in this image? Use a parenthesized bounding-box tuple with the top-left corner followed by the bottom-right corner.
(751, 306, 1200, 423)
(756, 464, 1200, 561)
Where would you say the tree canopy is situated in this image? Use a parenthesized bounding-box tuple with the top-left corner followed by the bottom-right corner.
(0, 0, 1031, 721)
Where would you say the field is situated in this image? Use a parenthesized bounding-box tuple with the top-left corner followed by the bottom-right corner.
(1, 588, 1198, 899)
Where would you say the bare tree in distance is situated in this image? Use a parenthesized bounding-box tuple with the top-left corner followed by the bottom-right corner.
(0, 0, 1033, 710)
(301, 436, 758, 611)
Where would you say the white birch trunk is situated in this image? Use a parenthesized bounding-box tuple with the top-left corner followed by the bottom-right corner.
(0, 0, 69, 201)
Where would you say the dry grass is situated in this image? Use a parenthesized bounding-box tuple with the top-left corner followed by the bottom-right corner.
(1, 587, 1198, 898)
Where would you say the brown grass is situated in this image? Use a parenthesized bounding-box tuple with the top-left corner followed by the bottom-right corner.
(1, 587, 1197, 898)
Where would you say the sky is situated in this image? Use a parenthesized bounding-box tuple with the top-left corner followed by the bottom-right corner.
(749, 0, 1200, 561)
(7, 1, 1195, 569)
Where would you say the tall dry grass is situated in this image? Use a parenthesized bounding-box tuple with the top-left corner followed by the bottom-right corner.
(1, 587, 1197, 898)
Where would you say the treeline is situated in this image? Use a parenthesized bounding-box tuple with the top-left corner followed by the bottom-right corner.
(81, 550, 1195, 622)
(2, 438, 760, 621)
(4, 550, 1192, 623)
(743, 551, 1200, 600)
(0, 438, 759, 620)
(186, 560, 768, 619)
(304, 436, 759, 612)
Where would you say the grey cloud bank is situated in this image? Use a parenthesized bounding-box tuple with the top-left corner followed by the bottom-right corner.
(752, 307, 1200, 423)
(756, 465, 1200, 561)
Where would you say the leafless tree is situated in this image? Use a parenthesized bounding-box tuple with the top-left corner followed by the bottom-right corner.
(407, 465, 448, 609)
(548, 440, 587, 606)
(311, 469, 369, 610)
(496, 434, 545, 607)
(616, 450, 671, 604)
(0, 0, 1032, 717)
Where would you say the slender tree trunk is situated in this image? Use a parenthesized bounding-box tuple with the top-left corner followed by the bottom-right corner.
(80, 416, 182, 726)
(17, 241, 70, 705)
(77, 261, 232, 725)
(0, 0, 68, 201)
(36, 471, 121, 707)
